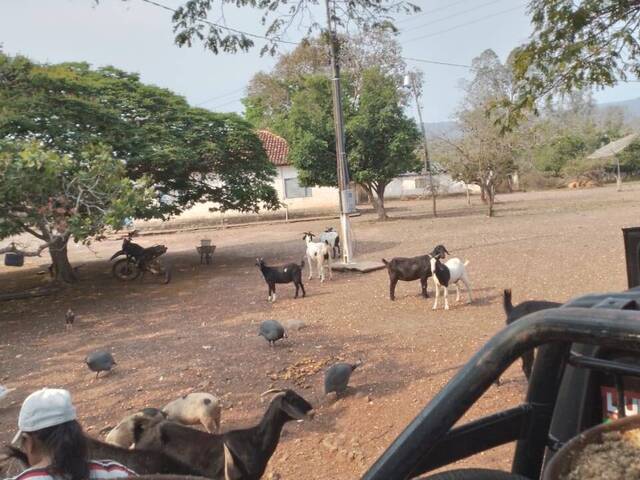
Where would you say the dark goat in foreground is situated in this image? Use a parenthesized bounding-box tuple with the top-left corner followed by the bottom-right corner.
(256, 258, 305, 302)
(2, 438, 203, 477)
(496, 289, 562, 385)
(133, 389, 313, 480)
(382, 245, 450, 301)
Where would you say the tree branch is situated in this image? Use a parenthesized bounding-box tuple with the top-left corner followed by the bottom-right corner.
(0, 242, 49, 257)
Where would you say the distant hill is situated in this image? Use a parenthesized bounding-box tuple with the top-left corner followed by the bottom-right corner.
(423, 97, 640, 137)
(597, 97, 640, 120)
(424, 120, 460, 140)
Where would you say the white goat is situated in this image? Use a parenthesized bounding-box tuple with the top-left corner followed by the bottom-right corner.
(303, 232, 332, 282)
(429, 256, 472, 310)
(319, 227, 341, 259)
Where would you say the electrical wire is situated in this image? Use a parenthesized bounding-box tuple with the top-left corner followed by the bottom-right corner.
(403, 3, 527, 44)
(395, 0, 472, 25)
(403, 57, 470, 68)
(401, 0, 508, 34)
(195, 86, 247, 106)
(139, 0, 297, 45)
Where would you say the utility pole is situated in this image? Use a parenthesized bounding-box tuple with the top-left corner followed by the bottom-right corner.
(404, 72, 437, 217)
(324, 0, 355, 263)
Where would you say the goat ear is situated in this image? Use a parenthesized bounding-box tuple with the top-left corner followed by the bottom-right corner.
(224, 443, 243, 480)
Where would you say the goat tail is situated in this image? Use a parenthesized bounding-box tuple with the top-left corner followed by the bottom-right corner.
(463, 260, 470, 267)
(381, 258, 388, 266)
(300, 258, 305, 269)
(503, 289, 513, 317)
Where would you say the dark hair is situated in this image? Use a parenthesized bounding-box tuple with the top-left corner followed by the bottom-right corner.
(31, 420, 89, 480)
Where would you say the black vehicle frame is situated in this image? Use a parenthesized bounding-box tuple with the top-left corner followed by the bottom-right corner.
(363, 291, 640, 479)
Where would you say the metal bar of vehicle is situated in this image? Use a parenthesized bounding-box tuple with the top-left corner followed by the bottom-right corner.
(362, 305, 640, 480)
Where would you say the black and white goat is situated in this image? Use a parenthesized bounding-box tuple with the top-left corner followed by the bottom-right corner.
(430, 255, 472, 310)
(319, 227, 341, 259)
(381, 245, 450, 301)
(132, 389, 313, 480)
(256, 258, 305, 302)
(303, 232, 332, 282)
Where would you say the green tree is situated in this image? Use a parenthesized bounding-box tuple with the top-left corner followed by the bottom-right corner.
(347, 68, 421, 220)
(506, 0, 640, 125)
(0, 142, 153, 283)
(283, 69, 420, 220)
(534, 135, 588, 176)
(0, 53, 279, 280)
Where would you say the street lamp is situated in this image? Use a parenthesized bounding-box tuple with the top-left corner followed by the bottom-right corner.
(404, 72, 437, 217)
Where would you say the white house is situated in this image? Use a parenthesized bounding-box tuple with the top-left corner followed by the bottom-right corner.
(172, 130, 474, 224)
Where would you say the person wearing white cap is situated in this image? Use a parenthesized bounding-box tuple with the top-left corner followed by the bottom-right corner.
(7, 388, 136, 480)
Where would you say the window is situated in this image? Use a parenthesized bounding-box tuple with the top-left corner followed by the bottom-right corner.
(284, 177, 312, 198)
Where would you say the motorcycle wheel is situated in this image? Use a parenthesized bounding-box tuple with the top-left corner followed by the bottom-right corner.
(112, 258, 141, 281)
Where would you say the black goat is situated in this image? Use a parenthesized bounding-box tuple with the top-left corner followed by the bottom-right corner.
(256, 258, 305, 302)
(2, 437, 203, 477)
(133, 389, 313, 480)
(496, 289, 562, 385)
(381, 245, 450, 301)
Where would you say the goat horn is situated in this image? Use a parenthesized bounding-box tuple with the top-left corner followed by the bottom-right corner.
(260, 388, 286, 397)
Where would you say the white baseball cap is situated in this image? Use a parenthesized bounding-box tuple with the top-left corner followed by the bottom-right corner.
(11, 388, 77, 444)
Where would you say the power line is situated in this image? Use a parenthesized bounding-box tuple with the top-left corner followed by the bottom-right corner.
(402, 56, 470, 68)
(403, 3, 527, 44)
(139, 0, 297, 46)
(210, 96, 245, 109)
(395, 0, 472, 25)
(195, 86, 247, 106)
(401, 0, 508, 34)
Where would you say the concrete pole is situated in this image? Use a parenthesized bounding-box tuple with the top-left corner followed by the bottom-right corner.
(324, 0, 354, 263)
(407, 73, 437, 217)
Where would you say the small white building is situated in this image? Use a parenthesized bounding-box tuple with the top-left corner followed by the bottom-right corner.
(173, 130, 474, 224)
(256, 130, 343, 212)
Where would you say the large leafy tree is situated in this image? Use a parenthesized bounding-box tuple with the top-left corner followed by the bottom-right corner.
(0, 142, 153, 283)
(244, 31, 412, 129)
(506, 0, 640, 125)
(282, 68, 420, 220)
(348, 68, 421, 219)
(0, 53, 278, 280)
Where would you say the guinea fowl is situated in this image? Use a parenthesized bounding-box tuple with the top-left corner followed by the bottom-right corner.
(0, 385, 15, 403)
(86, 350, 117, 379)
(324, 361, 362, 396)
(259, 320, 287, 347)
(65, 308, 75, 331)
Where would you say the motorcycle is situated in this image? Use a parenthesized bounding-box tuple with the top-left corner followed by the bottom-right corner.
(109, 232, 171, 284)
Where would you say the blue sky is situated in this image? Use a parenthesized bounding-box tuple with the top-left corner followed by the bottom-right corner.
(2, 0, 638, 122)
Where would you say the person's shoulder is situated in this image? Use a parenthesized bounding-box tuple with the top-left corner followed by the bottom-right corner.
(4, 467, 53, 480)
(88, 460, 138, 478)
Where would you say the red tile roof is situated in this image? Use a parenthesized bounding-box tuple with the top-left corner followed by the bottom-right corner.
(257, 130, 290, 166)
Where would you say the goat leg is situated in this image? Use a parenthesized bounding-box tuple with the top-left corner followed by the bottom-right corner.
(444, 287, 450, 310)
(462, 276, 473, 304)
(300, 281, 306, 298)
(389, 277, 398, 301)
(420, 277, 429, 298)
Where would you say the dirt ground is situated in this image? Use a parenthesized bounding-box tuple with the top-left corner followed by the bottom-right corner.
(1, 184, 638, 479)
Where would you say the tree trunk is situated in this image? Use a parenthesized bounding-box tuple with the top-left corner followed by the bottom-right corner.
(374, 183, 388, 221)
(48, 237, 77, 283)
(363, 186, 379, 212)
(480, 183, 487, 204)
(465, 184, 471, 206)
(487, 183, 495, 217)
